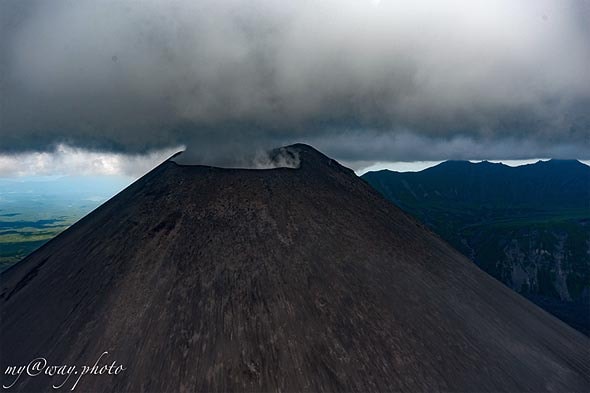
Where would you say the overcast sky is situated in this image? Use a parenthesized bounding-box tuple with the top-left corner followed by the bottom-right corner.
(1, 0, 589, 175)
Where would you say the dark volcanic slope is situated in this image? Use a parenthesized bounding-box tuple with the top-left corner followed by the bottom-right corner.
(1, 145, 589, 392)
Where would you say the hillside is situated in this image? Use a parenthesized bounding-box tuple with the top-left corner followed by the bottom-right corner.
(362, 159, 590, 334)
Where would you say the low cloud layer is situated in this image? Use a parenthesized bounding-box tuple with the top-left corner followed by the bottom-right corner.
(1, 0, 589, 164)
(0, 144, 181, 177)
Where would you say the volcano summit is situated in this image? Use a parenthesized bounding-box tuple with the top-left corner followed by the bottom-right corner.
(1, 144, 588, 392)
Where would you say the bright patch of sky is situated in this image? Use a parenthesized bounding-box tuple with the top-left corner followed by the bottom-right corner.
(0, 144, 183, 179)
(356, 159, 590, 175)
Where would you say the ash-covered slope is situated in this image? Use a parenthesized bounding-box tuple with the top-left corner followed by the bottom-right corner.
(1, 144, 588, 392)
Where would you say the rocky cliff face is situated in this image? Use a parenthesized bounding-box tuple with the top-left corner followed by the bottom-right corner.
(503, 231, 572, 300)
(497, 228, 590, 333)
(1, 145, 589, 392)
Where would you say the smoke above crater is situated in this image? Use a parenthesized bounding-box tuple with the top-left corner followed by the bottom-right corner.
(1, 0, 589, 163)
(172, 146, 300, 169)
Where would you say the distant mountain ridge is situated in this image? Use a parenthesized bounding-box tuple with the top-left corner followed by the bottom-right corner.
(362, 159, 590, 335)
(367, 159, 588, 208)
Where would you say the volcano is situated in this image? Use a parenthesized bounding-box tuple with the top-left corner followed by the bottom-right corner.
(1, 144, 588, 392)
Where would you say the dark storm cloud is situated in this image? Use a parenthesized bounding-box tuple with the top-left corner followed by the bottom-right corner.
(1, 0, 589, 163)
